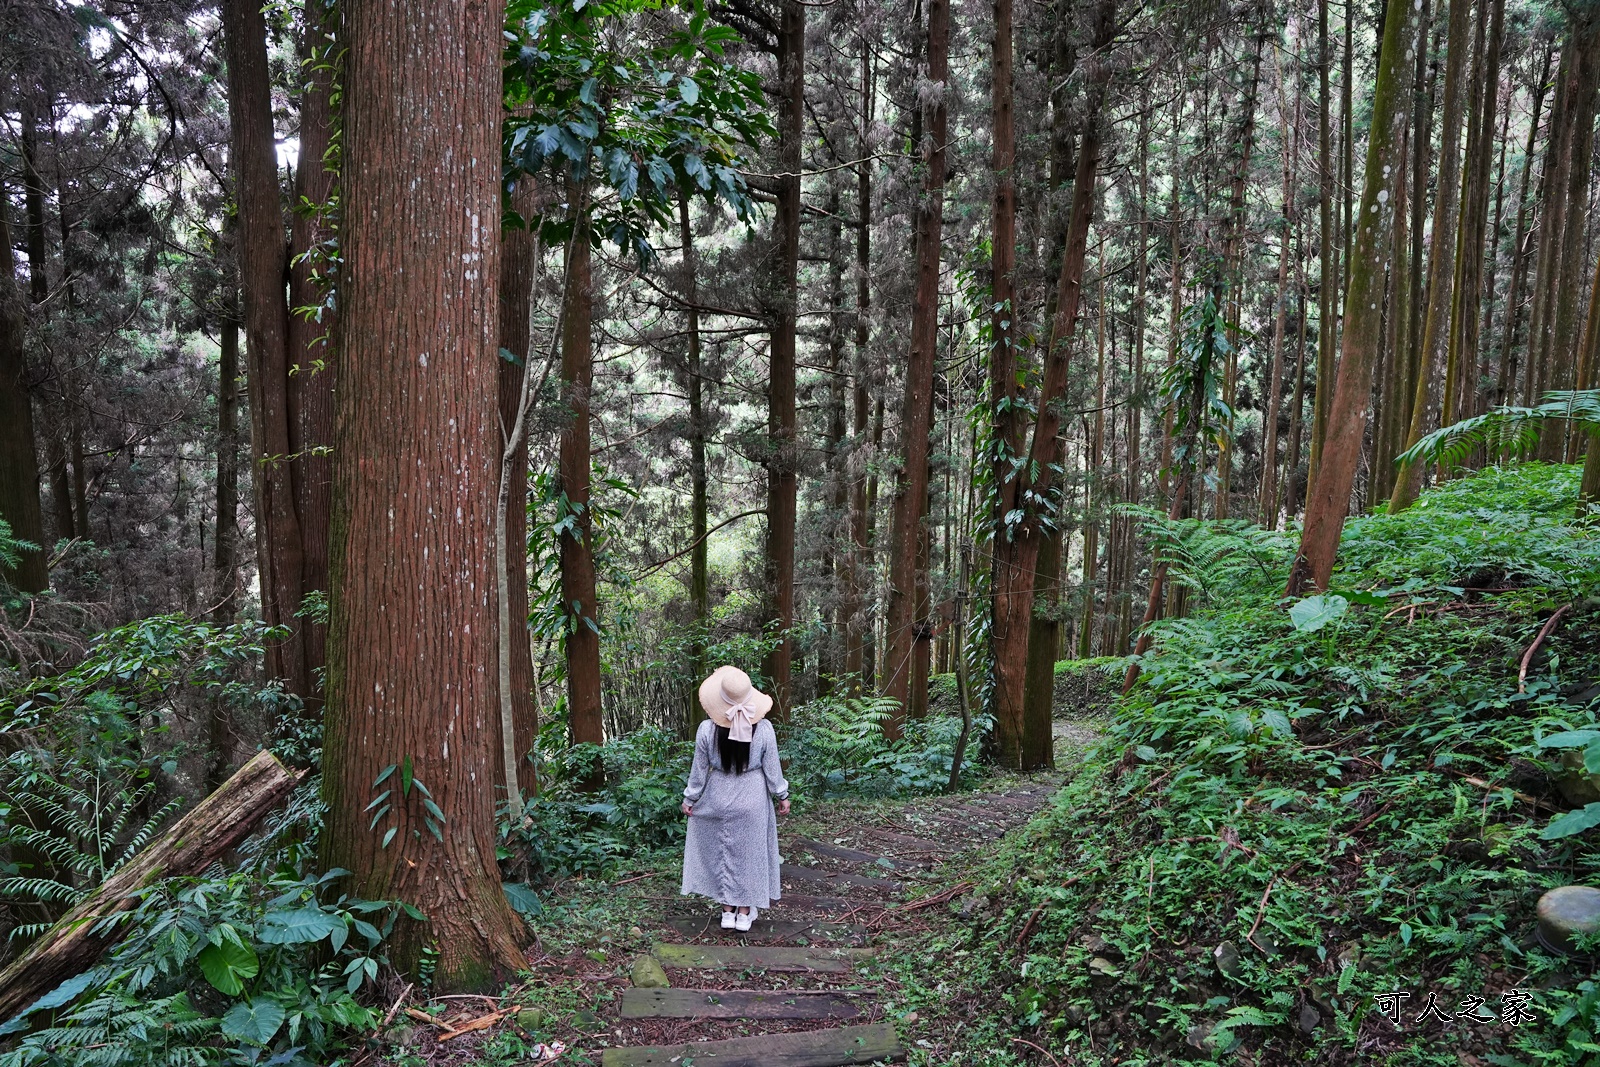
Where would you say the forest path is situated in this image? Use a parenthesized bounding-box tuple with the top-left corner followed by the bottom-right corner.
(596, 778, 1065, 1066)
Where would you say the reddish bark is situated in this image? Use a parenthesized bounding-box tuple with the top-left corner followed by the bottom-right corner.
(497, 180, 540, 797)
(882, 0, 949, 732)
(763, 0, 804, 719)
(322, 0, 525, 989)
(989, 0, 1115, 769)
(222, 0, 310, 702)
(0, 208, 47, 592)
(559, 222, 605, 788)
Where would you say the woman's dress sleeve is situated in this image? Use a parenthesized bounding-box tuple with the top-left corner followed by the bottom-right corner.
(760, 722, 789, 800)
(683, 724, 711, 804)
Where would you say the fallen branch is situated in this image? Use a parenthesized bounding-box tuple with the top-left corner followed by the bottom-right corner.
(380, 983, 414, 1030)
(438, 1010, 508, 1041)
(896, 881, 973, 913)
(1519, 604, 1572, 692)
(1245, 861, 1303, 953)
(1447, 769, 1561, 814)
(1010, 1036, 1066, 1067)
(0, 751, 304, 1023)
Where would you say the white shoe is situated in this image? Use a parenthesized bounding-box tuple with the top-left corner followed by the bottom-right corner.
(748, 906, 758, 922)
(734, 909, 753, 932)
(720, 909, 737, 930)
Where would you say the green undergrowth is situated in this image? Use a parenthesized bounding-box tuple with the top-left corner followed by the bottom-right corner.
(885, 464, 1600, 1066)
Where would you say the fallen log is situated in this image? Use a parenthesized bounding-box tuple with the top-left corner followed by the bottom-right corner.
(0, 749, 304, 1023)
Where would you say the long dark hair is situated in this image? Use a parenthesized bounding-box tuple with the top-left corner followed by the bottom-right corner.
(715, 725, 751, 775)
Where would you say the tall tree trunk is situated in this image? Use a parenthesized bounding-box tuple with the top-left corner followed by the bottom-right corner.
(1261, 50, 1297, 529)
(1288, 0, 1423, 592)
(1310, 0, 1335, 498)
(1537, 14, 1600, 459)
(558, 220, 604, 788)
(223, 0, 311, 702)
(0, 208, 47, 592)
(496, 180, 541, 806)
(989, 0, 1024, 537)
(1496, 47, 1550, 404)
(322, 0, 525, 990)
(1445, 0, 1503, 431)
(681, 194, 711, 720)
(286, 0, 339, 698)
(764, 0, 804, 718)
(989, 0, 1114, 768)
(213, 310, 241, 616)
(844, 28, 874, 687)
(883, 0, 948, 732)
(823, 185, 848, 694)
(1284, 232, 1309, 517)
(1387, 0, 1473, 514)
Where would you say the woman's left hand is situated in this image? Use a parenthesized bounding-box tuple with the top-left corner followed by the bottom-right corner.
(776, 798, 791, 816)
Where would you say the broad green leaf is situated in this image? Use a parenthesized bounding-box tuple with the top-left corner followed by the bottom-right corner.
(197, 938, 259, 995)
(504, 882, 542, 916)
(1289, 594, 1349, 632)
(1537, 730, 1600, 749)
(258, 907, 343, 945)
(220, 998, 285, 1046)
(1543, 802, 1600, 839)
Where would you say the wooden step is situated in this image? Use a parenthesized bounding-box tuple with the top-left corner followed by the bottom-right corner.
(620, 987, 865, 1020)
(651, 942, 868, 973)
(791, 837, 899, 868)
(782, 863, 901, 892)
(861, 828, 956, 854)
(666, 917, 868, 944)
(770, 892, 855, 911)
(601, 1021, 903, 1066)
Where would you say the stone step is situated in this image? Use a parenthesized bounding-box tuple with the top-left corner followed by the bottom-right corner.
(781, 862, 901, 892)
(790, 837, 901, 868)
(665, 916, 869, 945)
(651, 941, 870, 973)
(601, 1022, 903, 1066)
(619, 987, 866, 1020)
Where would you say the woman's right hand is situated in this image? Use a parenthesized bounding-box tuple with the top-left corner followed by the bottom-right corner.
(681, 801, 693, 816)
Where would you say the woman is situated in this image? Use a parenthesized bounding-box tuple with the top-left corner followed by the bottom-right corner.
(680, 665, 790, 932)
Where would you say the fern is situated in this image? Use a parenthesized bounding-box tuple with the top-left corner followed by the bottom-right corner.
(1394, 388, 1600, 469)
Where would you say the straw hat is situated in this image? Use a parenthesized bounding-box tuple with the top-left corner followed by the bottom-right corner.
(698, 665, 773, 742)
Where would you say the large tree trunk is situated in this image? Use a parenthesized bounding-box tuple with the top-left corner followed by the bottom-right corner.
(0, 751, 301, 1024)
(322, 0, 525, 989)
(558, 221, 604, 788)
(989, 0, 1114, 769)
(882, 0, 949, 733)
(1309, 0, 1335, 500)
(1387, 0, 1472, 514)
(1288, 0, 1423, 592)
(222, 0, 311, 703)
(988, 0, 1024, 551)
(764, 0, 804, 718)
(496, 180, 541, 804)
(0, 208, 47, 592)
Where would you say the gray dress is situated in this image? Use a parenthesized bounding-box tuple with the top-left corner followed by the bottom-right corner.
(680, 718, 789, 908)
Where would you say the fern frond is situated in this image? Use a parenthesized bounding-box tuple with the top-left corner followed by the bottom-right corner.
(1395, 388, 1600, 469)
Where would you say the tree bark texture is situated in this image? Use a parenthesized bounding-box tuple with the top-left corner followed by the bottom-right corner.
(1388, 0, 1472, 514)
(496, 179, 540, 801)
(989, 0, 1114, 769)
(1289, 0, 1422, 592)
(322, 0, 525, 990)
(0, 208, 47, 592)
(763, 0, 804, 719)
(223, 0, 312, 703)
(559, 222, 605, 787)
(882, 0, 948, 734)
